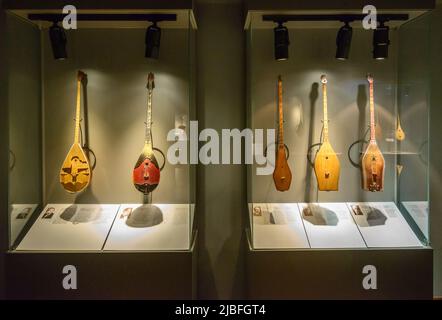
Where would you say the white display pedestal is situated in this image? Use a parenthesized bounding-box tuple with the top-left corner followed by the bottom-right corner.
(17, 204, 120, 251)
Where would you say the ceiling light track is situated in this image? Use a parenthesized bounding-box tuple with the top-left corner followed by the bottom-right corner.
(262, 14, 409, 23)
(28, 13, 177, 22)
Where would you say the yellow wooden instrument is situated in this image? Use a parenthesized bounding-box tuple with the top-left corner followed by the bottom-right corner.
(314, 75, 340, 191)
(395, 114, 406, 141)
(59, 71, 91, 193)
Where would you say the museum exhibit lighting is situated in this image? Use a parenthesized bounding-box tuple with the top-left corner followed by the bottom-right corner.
(145, 21, 161, 59)
(274, 21, 289, 61)
(49, 21, 67, 60)
(335, 21, 352, 60)
(373, 22, 390, 60)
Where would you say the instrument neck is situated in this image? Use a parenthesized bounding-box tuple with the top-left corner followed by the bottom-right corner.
(369, 81, 376, 142)
(145, 89, 153, 147)
(322, 82, 329, 142)
(74, 79, 82, 145)
(278, 78, 284, 146)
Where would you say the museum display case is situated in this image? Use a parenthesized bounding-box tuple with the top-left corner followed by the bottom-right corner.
(1, 0, 197, 299)
(245, 0, 434, 299)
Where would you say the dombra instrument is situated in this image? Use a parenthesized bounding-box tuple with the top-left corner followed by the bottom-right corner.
(361, 74, 385, 192)
(314, 75, 340, 191)
(59, 71, 91, 193)
(273, 75, 292, 192)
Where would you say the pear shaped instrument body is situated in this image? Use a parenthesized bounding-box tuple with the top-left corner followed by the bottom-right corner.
(273, 144, 292, 191)
(362, 142, 385, 191)
(395, 115, 406, 141)
(133, 143, 160, 194)
(59, 71, 91, 193)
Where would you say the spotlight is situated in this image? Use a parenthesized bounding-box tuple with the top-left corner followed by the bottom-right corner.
(335, 21, 352, 60)
(49, 21, 67, 60)
(274, 21, 289, 61)
(373, 22, 390, 60)
(145, 21, 161, 59)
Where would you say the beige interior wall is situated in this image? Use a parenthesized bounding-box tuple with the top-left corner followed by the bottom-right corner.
(7, 16, 41, 208)
(42, 28, 191, 205)
(6, 15, 42, 248)
(250, 27, 399, 203)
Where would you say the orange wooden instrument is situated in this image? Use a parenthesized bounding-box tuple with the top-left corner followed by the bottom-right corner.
(361, 74, 385, 192)
(273, 75, 292, 191)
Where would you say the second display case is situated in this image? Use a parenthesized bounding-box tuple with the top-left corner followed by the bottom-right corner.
(245, 1, 433, 299)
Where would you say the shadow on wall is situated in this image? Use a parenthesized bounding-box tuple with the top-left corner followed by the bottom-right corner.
(356, 84, 368, 201)
(304, 82, 319, 202)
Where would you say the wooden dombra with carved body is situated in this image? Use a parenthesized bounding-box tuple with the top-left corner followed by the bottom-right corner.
(133, 72, 161, 194)
(361, 74, 385, 192)
(314, 75, 340, 191)
(59, 71, 91, 193)
(273, 76, 292, 191)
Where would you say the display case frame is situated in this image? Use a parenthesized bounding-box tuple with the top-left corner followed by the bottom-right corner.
(1, 0, 198, 299)
(244, 0, 434, 299)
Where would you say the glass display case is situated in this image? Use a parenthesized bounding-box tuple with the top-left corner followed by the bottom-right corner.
(2, 0, 197, 299)
(244, 1, 434, 299)
(246, 10, 431, 252)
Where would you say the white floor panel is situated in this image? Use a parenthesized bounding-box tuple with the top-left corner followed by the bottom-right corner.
(251, 203, 310, 249)
(298, 203, 366, 249)
(347, 202, 422, 248)
(17, 204, 120, 251)
(104, 204, 191, 251)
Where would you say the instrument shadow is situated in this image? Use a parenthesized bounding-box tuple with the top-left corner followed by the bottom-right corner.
(304, 82, 319, 202)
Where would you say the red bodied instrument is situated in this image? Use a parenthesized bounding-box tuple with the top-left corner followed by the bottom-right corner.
(133, 73, 161, 194)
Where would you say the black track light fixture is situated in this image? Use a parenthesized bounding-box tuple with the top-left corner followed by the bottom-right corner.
(274, 21, 289, 61)
(49, 21, 67, 60)
(373, 22, 390, 60)
(335, 21, 353, 60)
(145, 21, 161, 59)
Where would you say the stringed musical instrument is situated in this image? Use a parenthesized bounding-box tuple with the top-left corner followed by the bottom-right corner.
(59, 71, 91, 193)
(361, 74, 385, 192)
(395, 114, 406, 141)
(133, 72, 161, 194)
(314, 75, 340, 191)
(273, 75, 292, 191)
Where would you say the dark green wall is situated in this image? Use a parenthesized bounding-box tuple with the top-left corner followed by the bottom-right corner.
(196, 1, 247, 299)
(430, 1, 442, 298)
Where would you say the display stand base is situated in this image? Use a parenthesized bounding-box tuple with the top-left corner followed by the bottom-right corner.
(5, 231, 198, 299)
(246, 230, 432, 299)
